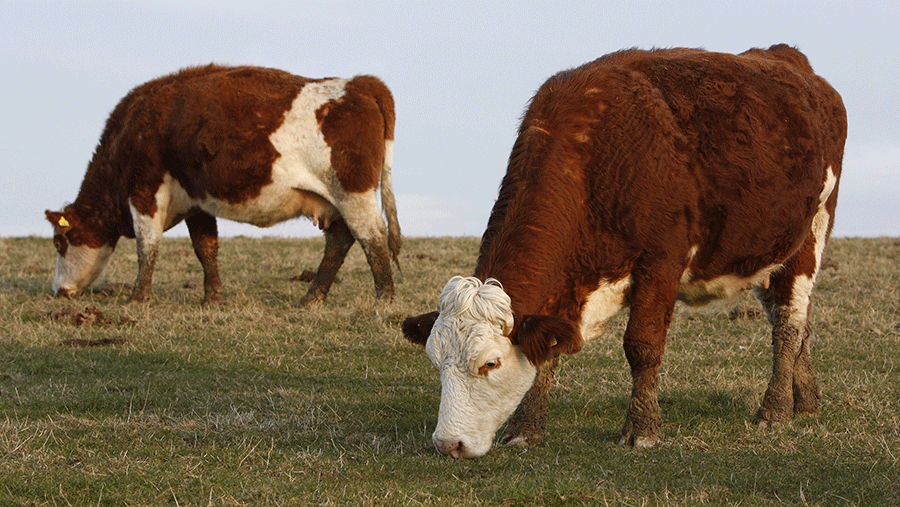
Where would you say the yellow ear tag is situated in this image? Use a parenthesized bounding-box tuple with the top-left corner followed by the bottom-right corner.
(58, 217, 70, 228)
(550, 338, 558, 347)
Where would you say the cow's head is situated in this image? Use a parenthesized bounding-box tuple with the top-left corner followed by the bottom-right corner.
(45, 209, 115, 298)
(402, 276, 582, 458)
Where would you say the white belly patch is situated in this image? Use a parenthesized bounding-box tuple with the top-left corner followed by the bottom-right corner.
(677, 265, 779, 306)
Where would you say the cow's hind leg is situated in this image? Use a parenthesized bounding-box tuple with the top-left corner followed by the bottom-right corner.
(500, 355, 559, 447)
(186, 212, 223, 305)
(754, 163, 835, 426)
(300, 218, 356, 306)
(339, 193, 395, 303)
(356, 235, 395, 303)
(754, 254, 822, 426)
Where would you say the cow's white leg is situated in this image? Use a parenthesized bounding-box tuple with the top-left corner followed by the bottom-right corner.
(186, 212, 223, 304)
(754, 264, 820, 425)
(299, 218, 356, 306)
(338, 191, 394, 302)
(128, 201, 165, 303)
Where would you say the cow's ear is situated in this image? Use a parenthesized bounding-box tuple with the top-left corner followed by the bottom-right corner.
(45, 210, 71, 232)
(402, 311, 440, 346)
(511, 315, 583, 366)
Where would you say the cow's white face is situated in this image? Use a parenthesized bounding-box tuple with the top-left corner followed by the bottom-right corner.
(422, 277, 538, 458)
(52, 239, 115, 297)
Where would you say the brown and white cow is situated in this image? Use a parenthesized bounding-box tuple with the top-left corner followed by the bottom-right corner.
(403, 45, 846, 458)
(46, 65, 400, 305)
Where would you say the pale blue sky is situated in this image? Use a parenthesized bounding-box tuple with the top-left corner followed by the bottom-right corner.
(2, 0, 898, 238)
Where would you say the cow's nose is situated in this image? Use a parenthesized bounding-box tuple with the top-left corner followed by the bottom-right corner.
(433, 439, 469, 459)
(55, 287, 74, 298)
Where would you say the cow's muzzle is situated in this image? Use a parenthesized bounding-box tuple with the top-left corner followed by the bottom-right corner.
(433, 438, 476, 459)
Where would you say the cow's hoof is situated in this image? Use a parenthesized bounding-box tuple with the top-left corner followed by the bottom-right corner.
(375, 289, 394, 304)
(126, 294, 148, 304)
(619, 419, 662, 448)
(298, 292, 326, 307)
(619, 433, 661, 448)
(756, 404, 793, 428)
(500, 430, 545, 448)
(201, 294, 222, 306)
(793, 391, 821, 416)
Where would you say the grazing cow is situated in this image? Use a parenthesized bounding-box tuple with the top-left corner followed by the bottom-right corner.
(46, 65, 400, 305)
(403, 45, 846, 458)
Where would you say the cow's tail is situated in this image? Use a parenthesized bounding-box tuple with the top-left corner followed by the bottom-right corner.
(381, 140, 401, 270)
(361, 75, 402, 270)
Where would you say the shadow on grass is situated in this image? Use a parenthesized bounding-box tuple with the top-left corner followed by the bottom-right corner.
(554, 386, 761, 448)
(0, 339, 434, 451)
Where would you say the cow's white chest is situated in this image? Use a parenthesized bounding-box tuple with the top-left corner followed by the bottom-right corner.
(579, 277, 631, 341)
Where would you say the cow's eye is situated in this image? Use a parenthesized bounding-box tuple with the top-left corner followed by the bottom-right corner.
(477, 359, 502, 376)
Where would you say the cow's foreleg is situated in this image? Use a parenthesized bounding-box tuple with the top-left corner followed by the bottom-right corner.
(186, 212, 222, 305)
(128, 214, 163, 304)
(500, 355, 559, 447)
(619, 274, 679, 447)
(755, 258, 821, 426)
(300, 218, 355, 306)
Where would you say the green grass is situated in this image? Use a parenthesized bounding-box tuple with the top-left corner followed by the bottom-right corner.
(1, 235, 898, 506)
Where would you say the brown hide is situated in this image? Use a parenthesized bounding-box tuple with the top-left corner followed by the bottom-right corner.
(476, 45, 845, 321)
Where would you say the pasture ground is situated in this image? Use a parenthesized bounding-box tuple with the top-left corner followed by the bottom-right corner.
(1, 235, 898, 506)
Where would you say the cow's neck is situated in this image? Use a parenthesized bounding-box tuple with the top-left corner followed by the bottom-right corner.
(71, 159, 133, 241)
(473, 131, 592, 317)
(474, 203, 579, 318)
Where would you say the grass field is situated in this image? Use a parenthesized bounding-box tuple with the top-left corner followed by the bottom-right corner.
(1, 235, 898, 506)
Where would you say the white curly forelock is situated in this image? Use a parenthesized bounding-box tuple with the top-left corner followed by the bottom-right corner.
(439, 276, 514, 335)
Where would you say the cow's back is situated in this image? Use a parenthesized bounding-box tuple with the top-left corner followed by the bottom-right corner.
(154, 66, 315, 206)
(477, 45, 846, 314)
(86, 66, 396, 228)
(73, 65, 310, 227)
